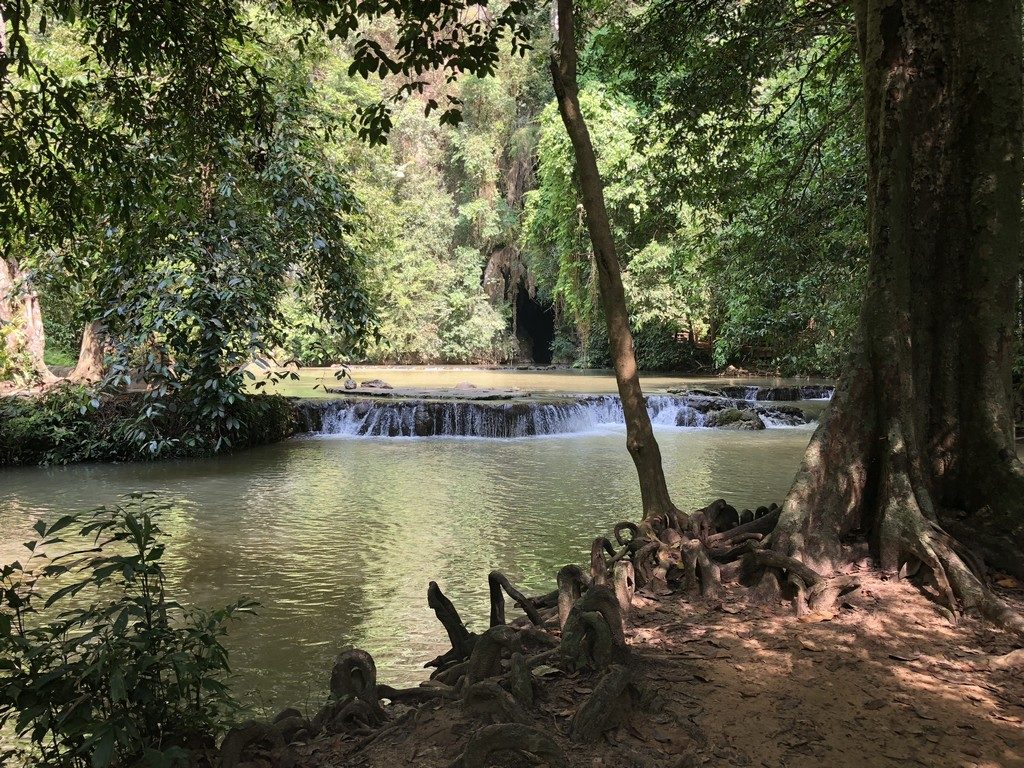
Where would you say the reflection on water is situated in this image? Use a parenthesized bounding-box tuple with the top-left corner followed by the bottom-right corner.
(0, 425, 812, 711)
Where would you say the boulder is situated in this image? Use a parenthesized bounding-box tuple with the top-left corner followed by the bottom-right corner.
(343, 378, 357, 390)
(754, 405, 808, 426)
(668, 387, 722, 398)
(413, 404, 433, 437)
(707, 408, 765, 430)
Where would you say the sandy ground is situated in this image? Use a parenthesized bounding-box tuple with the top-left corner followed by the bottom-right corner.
(288, 569, 1024, 768)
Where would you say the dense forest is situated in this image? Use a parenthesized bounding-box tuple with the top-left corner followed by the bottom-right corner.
(1, 1, 886, 382)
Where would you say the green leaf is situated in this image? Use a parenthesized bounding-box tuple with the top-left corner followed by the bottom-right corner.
(92, 728, 115, 768)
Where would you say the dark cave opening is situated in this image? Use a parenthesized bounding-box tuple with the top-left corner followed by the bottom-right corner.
(515, 289, 555, 364)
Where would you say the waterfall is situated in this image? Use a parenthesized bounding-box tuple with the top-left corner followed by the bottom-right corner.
(718, 384, 834, 401)
(309, 393, 811, 438)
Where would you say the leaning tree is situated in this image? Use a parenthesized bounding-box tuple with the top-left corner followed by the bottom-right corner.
(549, 0, 681, 524)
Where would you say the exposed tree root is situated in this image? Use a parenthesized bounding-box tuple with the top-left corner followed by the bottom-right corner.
(329, 648, 386, 723)
(467, 625, 523, 685)
(509, 651, 534, 707)
(612, 559, 636, 618)
(590, 536, 616, 585)
(219, 721, 293, 768)
(763, 410, 1024, 632)
(488, 570, 543, 627)
(427, 581, 476, 671)
(568, 664, 633, 743)
(377, 683, 451, 704)
(561, 585, 628, 670)
(451, 724, 568, 768)
(463, 680, 530, 724)
(679, 538, 724, 600)
(556, 564, 586, 629)
(885, 501, 1024, 634)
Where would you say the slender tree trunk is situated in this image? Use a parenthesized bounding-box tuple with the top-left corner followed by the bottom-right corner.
(0, 257, 58, 384)
(68, 321, 106, 383)
(771, 0, 1024, 624)
(550, 0, 680, 523)
(0, 5, 10, 84)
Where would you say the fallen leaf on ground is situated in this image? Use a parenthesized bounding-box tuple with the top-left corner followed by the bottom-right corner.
(798, 611, 835, 623)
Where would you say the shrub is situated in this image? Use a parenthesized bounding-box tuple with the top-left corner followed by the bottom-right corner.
(0, 386, 298, 466)
(0, 495, 257, 768)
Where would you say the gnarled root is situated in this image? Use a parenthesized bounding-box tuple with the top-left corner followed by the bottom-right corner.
(378, 683, 453, 704)
(488, 570, 543, 627)
(630, 540, 662, 590)
(450, 724, 568, 768)
(882, 501, 1024, 634)
(329, 648, 386, 724)
(590, 537, 616, 585)
(613, 521, 640, 550)
(569, 664, 633, 743)
(509, 651, 534, 707)
(220, 721, 293, 768)
(557, 564, 586, 629)
(463, 680, 530, 724)
(743, 550, 859, 616)
(314, 698, 383, 735)
(271, 708, 310, 744)
(427, 581, 477, 671)
(612, 559, 635, 617)
(467, 625, 523, 685)
(560, 585, 628, 671)
(678, 539, 724, 601)
(708, 507, 781, 548)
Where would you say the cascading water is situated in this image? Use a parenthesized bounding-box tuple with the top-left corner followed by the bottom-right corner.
(311, 393, 813, 439)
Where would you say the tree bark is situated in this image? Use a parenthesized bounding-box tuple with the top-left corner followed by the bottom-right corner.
(68, 321, 106, 383)
(772, 0, 1024, 621)
(549, 0, 680, 522)
(0, 257, 58, 384)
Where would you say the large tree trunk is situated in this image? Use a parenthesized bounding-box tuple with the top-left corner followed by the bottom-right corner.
(68, 321, 106, 383)
(0, 257, 58, 385)
(771, 0, 1024, 623)
(550, 0, 680, 523)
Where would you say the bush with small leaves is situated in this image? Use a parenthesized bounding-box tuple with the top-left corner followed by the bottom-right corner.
(0, 494, 257, 768)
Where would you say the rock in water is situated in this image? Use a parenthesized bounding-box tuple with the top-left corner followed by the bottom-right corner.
(706, 408, 765, 430)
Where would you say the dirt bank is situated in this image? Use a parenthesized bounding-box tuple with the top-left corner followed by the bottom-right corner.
(262, 570, 1023, 768)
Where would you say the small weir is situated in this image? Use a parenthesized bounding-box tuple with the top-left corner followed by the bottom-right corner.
(299, 389, 831, 439)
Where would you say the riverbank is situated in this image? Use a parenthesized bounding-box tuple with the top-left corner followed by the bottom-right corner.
(0, 388, 295, 465)
(226, 567, 1024, 768)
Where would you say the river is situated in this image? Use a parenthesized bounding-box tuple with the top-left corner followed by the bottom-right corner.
(0, 368, 818, 713)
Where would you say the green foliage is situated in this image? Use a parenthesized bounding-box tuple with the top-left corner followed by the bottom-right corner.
(293, 29, 551, 366)
(0, 316, 35, 384)
(43, 345, 76, 369)
(595, 0, 866, 374)
(522, 90, 707, 370)
(2, 0, 537, 453)
(1, 0, 531, 243)
(0, 386, 296, 465)
(0, 495, 257, 768)
(11, 17, 372, 453)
